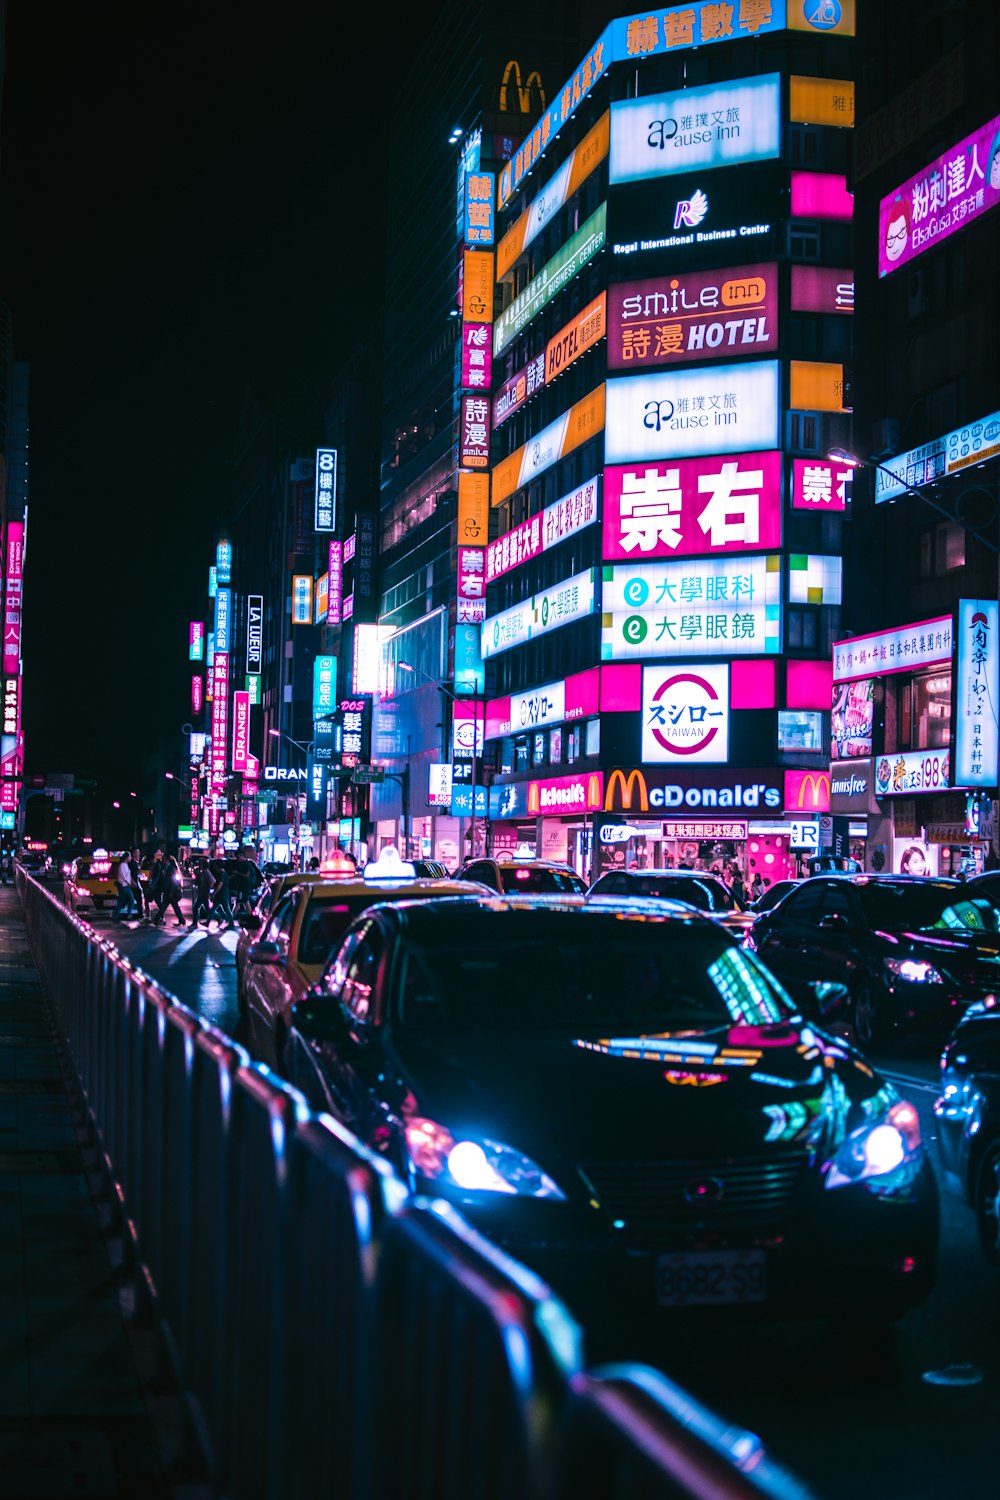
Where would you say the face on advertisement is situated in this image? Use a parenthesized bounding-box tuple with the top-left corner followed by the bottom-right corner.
(893, 839, 937, 877)
(884, 205, 909, 263)
(990, 134, 1000, 191)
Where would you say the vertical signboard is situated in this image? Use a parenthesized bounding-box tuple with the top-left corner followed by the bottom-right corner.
(292, 575, 313, 624)
(327, 542, 343, 624)
(216, 538, 232, 584)
(246, 596, 263, 673)
(460, 395, 490, 468)
(232, 689, 250, 771)
(315, 448, 337, 531)
(214, 587, 231, 653)
(191, 674, 203, 716)
(189, 621, 205, 661)
(313, 655, 337, 720)
(211, 651, 230, 793)
(956, 600, 1000, 788)
(352, 515, 378, 623)
(3, 521, 24, 675)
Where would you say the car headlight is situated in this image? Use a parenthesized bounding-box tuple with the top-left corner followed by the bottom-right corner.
(883, 956, 944, 984)
(824, 1098, 923, 1190)
(405, 1116, 566, 1199)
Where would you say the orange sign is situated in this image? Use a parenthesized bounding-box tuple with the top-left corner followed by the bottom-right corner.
(545, 293, 606, 382)
(492, 385, 605, 507)
(496, 112, 609, 280)
(790, 360, 846, 413)
(457, 471, 489, 545)
(789, 76, 855, 128)
(604, 768, 649, 813)
(462, 249, 494, 323)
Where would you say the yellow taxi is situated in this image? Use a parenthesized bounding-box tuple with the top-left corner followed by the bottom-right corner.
(242, 849, 489, 1071)
(65, 849, 123, 913)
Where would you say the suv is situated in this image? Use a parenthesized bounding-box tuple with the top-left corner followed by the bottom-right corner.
(586, 867, 754, 938)
(457, 857, 588, 895)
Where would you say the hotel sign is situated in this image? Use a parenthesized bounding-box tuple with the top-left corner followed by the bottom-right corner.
(608, 263, 778, 371)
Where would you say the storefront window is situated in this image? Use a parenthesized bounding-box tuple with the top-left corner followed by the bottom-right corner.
(912, 672, 951, 749)
(567, 725, 581, 764)
(549, 726, 563, 765)
(498, 738, 515, 776)
(777, 710, 824, 752)
(514, 736, 529, 773)
(586, 719, 601, 756)
(532, 732, 546, 767)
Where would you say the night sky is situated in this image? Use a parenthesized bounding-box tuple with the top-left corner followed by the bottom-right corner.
(0, 4, 423, 791)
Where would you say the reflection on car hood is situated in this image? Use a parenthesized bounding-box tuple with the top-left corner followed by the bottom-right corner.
(390, 1022, 873, 1158)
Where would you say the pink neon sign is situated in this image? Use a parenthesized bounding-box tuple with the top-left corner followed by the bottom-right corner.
(232, 690, 250, 771)
(191, 675, 203, 716)
(789, 265, 854, 316)
(791, 458, 850, 511)
(328, 540, 342, 624)
(879, 112, 1000, 278)
(486, 476, 599, 583)
(603, 452, 782, 562)
(211, 650, 229, 793)
(790, 171, 854, 220)
(3, 522, 24, 674)
(461, 323, 493, 390)
(608, 263, 778, 372)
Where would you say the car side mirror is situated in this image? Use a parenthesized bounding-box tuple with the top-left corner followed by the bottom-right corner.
(247, 940, 283, 965)
(291, 996, 349, 1042)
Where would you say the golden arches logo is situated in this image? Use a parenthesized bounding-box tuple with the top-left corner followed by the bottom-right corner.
(794, 772, 830, 810)
(499, 60, 546, 115)
(604, 768, 649, 813)
(527, 782, 540, 814)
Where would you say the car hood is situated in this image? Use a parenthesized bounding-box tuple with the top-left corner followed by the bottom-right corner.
(389, 1022, 873, 1161)
(889, 928, 1000, 977)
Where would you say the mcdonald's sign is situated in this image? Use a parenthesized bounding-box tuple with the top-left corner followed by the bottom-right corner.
(605, 768, 649, 813)
(605, 767, 781, 814)
(527, 771, 604, 815)
(784, 768, 831, 813)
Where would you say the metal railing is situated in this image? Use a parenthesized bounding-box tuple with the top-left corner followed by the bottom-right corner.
(18, 872, 815, 1500)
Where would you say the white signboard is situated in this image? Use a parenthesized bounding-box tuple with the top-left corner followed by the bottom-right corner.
(789, 820, 820, 851)
(510, 681, 566, 731)
(832, 616, 952, 683)
(602, 555, 782, 660)
(482, 568, 596, 659)
(875, 748, 951, 797)
(956, 599, 1000, 788)
(605, 362, 779, 464)
(642, 664, 729, 764)
(609, 75, 781, 185)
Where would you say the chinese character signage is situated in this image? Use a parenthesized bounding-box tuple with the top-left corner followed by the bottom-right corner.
(956, 600, 999, 788)
(313, 655, 337, 720)
(545, 293, 607, 381)
(461, 324, 493, 390)
(832, 616, 952, 681)
(314, 448, 337, 532)
(460, 395, 490, 468)
(314, 572, 329, 624)
(488, 474, 599, 583)
(609, 75, 780, 185)
(211, 650, 230, 793)
(189, 620, 205, 661)
(493, 352, 545, 429)
(291, 575, 313, 625)
(609, 264, 777, 372)
(605, 362, 779, 464)
(879, 112, 1000, 277)
(457, 546, 486, 625)
(874, 406, 1000, 502)
(875, 749, 950, 797)
(191, 674, 203, 716)
(602, 555, 782, 660)
(463, 169, 494, 246)
(831, 679, 874, 760)
(604, 451, 781, 561)
(2, 675, 18, 738)
(246, 595, 263, 672)
(232, 690, 250, 771)
(214, 587, 231, 653)
(216, 538, 232, 584)
(3, 521, 24, 674)
(642, 663, 729, 764)
(497, 113, 609, 279)
(493, 204, 606, 355)
(327, 542, 342, 624)
(352, 514, 378, 623)
(482, 569, 597, 660)
(792, 458, 850, 510)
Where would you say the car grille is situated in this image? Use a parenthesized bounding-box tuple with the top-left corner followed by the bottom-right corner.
(580, 1153, 807, 1237)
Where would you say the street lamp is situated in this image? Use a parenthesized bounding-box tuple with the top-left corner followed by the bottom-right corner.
(828, 447, 999, 554)
(397, 660, 483, 860)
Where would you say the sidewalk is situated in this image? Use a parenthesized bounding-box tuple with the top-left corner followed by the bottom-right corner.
(0, 880, 209, 1499)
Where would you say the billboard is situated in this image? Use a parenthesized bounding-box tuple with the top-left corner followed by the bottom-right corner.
(232, 690, 250, 772)
(462, 168, 494, 247)
(189, 621, 205, 661)
(314, 448, 337, 532)
(608, 263, 777, 372)
(605, 361, 779, 464)
(313, 655, 337, 721)
(875, 749, 950, 796)
(792, 458, 851, 510)
(3, 521, 24, 675)
(214, 587, 231, 653)
(955, 600, 999, 788)
(327, 544, 342, 625)
(784, 767, 831, 814)
(603, 765, 782, 814)
(642, 663, 729, 764)
(874, 406, 1000, 502)
(482, 568, 596, 659)
(878, 112, 1000, 278)
(215, 538, 232, 584)
(789, 75, 854, 128)
(493, 353, 545, 429)
(609, 165, 782, 262)
(496, 113, 609, 279)
(487, 474, 599, 583)
(461, 323, 493, 390)
(832, 616, 952, 682)
(603, 451, 782, 562)
(492, 386, 605, 506)
(246, 597, 263, 672)
(457, 471, 489, 546)
(790, 171, 854, 219)
(602, 554, 782, 659)
(609, 75, 780, 185)
(790, 265, 854, 315)
(493, 204, 606, 355)
(831, 678, 875, 760)
(291, 575, 313, 625)
(457, 546, 486, 625)
(460, 395, 490, 468)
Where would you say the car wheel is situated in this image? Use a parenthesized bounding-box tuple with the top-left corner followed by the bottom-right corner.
(975, 1142, 1000, 1266)
(852, 978, 889, 1050)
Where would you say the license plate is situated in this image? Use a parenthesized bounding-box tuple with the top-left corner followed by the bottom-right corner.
(656, 1249, 766, 1307)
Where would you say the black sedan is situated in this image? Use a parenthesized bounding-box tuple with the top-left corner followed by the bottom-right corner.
(749, 874, 1000, 1050)
(284, 894, 938, 1327)
(935, 999, 1000, 1266)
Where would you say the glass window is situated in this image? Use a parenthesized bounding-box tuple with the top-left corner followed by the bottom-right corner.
(532, 732, 546, 767)
(912, 672, 952, 749)
(777, 709, 824, 752)
(586, 718, 601, 756)
(549, 726, 563, 764)
(566, 725, 581, 764)
(513, 736, 529, 773)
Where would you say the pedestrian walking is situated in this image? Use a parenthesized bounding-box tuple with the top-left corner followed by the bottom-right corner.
(750, 872, 765, 905)
(143, 849, 165, 924)
(207, 859, 235, 930)
(192, 859, 213, 926)
(730, 865, 746, 904)
(231, 854, 253, 917)
(153, 852, 187, 927)
(128, 848, 147, 920)
(113, 851, 138, 920)
(0, 849, 11, 886)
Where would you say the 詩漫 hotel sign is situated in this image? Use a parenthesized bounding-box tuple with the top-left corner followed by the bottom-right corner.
(608, 263, 778, 372)
(604, 766, 781, 814)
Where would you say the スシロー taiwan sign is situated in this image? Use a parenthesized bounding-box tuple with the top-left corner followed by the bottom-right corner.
(602, 555, 782, 660)
(641, 664, 729, 764)
(603, 451, 781, 561)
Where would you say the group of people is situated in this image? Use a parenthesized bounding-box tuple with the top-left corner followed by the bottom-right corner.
(112, 850, 253, 930)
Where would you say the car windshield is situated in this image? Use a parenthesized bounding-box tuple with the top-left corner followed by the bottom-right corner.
(631, 875, 741, 912)
(855, 881, 1000, 935)
(497, 866, 586, 894)
(395, 909, 794, 1033)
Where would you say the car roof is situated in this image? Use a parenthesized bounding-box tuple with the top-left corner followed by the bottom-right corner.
(364, 891, 732, 933)
(297, 876, 486, 901)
